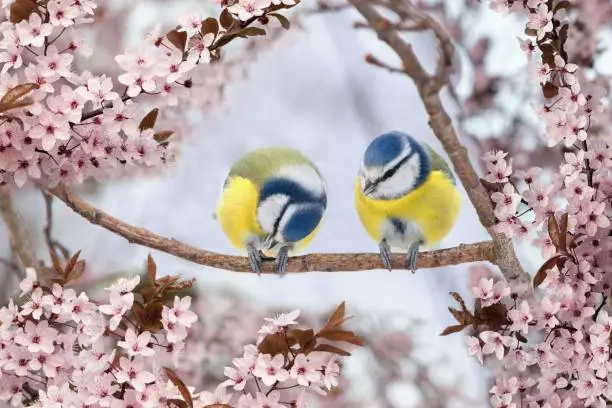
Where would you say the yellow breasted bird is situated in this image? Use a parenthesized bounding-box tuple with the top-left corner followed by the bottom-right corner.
(354, 131, 461, 272)
(217, 147, 327, 275)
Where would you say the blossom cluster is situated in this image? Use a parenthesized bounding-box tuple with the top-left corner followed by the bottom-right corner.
(0, 253, 358, 408)
(448, 1, 612, 407)
(0, 0, 295, 190)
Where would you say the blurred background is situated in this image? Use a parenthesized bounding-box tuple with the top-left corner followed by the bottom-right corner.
(6, 0, 610, 406)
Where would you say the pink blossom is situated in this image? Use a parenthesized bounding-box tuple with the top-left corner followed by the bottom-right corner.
(21, 287, 45, 320)
(228, 0, 271, 21)
(290, 354, 321, 386)
(508, 301, 533, 334)
(197, 385, 233, 406)
(467, 336, 483, 364)
(485, 157, 513, 183)
(16, 13, 53, 47)
(115, 357, 156, 391)
(98, 292, 132, 331)
(480, 331, 516, 360)
(527, 4, 553, 39)
(167, 296, 198, 328)
(118, 328, 155, 357)
(253, 354, 290, 386)
(14, 320, 57, 354)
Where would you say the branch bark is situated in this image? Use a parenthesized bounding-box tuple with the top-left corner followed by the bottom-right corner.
(347, 0, 530, 285)
(49, 185, 495, 273)
(0, 193, 36, 272)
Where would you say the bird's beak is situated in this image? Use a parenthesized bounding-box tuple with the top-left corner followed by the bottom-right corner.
(362, 181, 375, 196)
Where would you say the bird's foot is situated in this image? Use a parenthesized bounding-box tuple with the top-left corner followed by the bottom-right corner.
(379, 240, 392, 271)
(276, 246, 289, 276)
(406, 240, 422, 273)
(246, 243, 262, 275)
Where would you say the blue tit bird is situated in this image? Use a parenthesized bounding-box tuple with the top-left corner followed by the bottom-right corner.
(217, 147, 327, 275)
(354, 131, 461, 272)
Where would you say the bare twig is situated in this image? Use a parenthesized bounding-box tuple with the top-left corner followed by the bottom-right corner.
(41, 190, 71, 263)
(0, 193, 36, 272)
(49, 185, 496, 274)
(347, 0, 530, 285)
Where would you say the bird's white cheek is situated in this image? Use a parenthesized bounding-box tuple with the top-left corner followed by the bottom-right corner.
(257, 194, 289, 233)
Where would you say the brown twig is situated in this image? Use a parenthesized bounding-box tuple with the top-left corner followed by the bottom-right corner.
(49, 185, 496, 273)
(347, 0, 530, 285)
(0, 193, 36, 272)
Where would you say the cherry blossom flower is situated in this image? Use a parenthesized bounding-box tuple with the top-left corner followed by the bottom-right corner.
(508, 301, 533, 334)
(14, 320, 57, 354)
(19, 267, 39, 296)
(98, 292, 133, 330)
(253, 354, 290, 386)
(228, 0, 271, 21)
(290, 354, 321, 386)
(480, 331, 516, 360)
(197, 385, 233, 406)
(16, 13, 53, 47)
(167, 296, 198, 327)
(118, 328, 155, 357)
(527, 4, 553, 39)
(466, 336, 483, 365)
(115, 357, 156, 391)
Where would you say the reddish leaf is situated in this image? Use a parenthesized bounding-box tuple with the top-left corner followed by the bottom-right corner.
(534, 255, 563, 288)
(68, 259, 86, 282)
(10, 0, 36, 24)
(449, 292, 469, 313)
(200, 18, 219, 37)
(167, 30, 187, 51)
(548, 213, 560, 248)
(317, 329, 364, 346)
(219, 8, 234, 29)
(166, 400, 188, 408)
(554, 1, 571, 12)
(235, 27, 266, 37)
(448, 306, 473, 325)
(153, 130, 174, 143)
(290, 328, 314, 347)
(146, 254, 157, 285)
(1, 83, 39, 104)
(440, 324, 466, 336)
(542, 81, 558, 98)
(258, 334, 290, 356)
(0, 98, 35, 114)
(164, 367, 193, 408)
(313, 344, 351, 356)
(64, 250, 82, 278)
(324, 302, 346, 329)
(559, 212, 569, 252)
(139, 108, 159, 131)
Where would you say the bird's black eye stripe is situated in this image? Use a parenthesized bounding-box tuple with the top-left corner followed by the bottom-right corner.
(271, 202, 290, 238)
(374, 151, 415, 187)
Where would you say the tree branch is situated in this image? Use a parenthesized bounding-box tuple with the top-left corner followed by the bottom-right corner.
(347, 0, 530, 285)
(49, 185, 495, 273)
(0, 193, 36, 272)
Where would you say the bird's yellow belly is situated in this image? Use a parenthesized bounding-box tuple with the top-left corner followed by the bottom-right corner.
(354, 172, 461, 247)
(216, 176, 265, 251)
(217, 176, 321, 255)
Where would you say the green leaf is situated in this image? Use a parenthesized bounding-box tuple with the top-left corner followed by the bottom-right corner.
(269, 13, 290, 29)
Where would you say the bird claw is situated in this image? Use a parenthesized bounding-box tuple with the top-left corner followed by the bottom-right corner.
(406, 241, 421, 273)
(276, 246, 289, 276)
(379, 240, 392, 271)
(247, 243, 262, 275)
